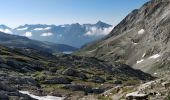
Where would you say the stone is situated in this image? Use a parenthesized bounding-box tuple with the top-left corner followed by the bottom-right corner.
(125, 91, 148, 100)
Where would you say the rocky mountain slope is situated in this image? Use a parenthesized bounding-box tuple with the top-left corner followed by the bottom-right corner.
(0, 32, 77, 53)
(75, 0, 170, 75)
(0, 21, 112, 48)
(0, 44, 153, 99)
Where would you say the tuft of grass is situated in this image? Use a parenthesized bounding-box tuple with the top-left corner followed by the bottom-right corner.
(98, 95, 112, 100)
(124, 79, 140, 86)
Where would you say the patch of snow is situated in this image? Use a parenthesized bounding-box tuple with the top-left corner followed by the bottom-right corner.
(44, 27, 52, 30)
(35, 28, 43, 30)
(40, 32, 53, 37)
(17, 27, 28, 31)
(154, 73, 157, 75)
(25, 32, 32, 37)
(126, 91, 146, 97)
(137, 59, 144, 64)
(142, 53, 146, 58)
(19, 91, 64, 100)
(149, 54, 160, 59)
(34, 27, 51, 31)
(0, 29, 13, 34)
(133, 43, 138, 45)
(131, 41, 138, 45)
(60, 25, 66, 27)
(138, 29, 145, 34)
(88, 49, 97, 53)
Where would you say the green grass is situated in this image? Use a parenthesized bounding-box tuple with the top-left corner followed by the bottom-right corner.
(32, 71, 46, 82)
(98, 95, 112, 100)
(124, 79, 140, 86)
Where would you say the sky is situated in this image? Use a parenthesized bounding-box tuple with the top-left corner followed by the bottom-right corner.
(0, 0, 149, 28)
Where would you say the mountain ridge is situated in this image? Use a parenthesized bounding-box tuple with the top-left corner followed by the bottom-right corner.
(0, 21, 112, 47)
(75, 0, 170, 75)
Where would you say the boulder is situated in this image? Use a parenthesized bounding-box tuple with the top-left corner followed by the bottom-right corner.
(44, 77, 71, 84)
(162, 82, 170, 88)
(63, 68, 87, 80)
(63, 68, 77, 76)
(90, 76, 105, 83)
(106, 76, 113, 80)
(125, 91, 148, 100)
(114, 80, 122, 85)
(92, 88, 104, 94)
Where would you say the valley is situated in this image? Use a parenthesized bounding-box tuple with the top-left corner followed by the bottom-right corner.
(1, 0, 170, 100)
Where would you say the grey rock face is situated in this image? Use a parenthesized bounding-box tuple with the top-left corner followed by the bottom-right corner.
(76, 0, 170, 74)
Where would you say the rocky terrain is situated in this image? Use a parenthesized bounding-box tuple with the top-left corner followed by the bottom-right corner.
(75, 0, 170, 75)
(0, 44, 154, 99)
(74, 0, 170, 99)
(79, 75, 170, 100)
(2, 0, 170, 99)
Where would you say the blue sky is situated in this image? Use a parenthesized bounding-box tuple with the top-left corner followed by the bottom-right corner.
(0, 0, 149, 28)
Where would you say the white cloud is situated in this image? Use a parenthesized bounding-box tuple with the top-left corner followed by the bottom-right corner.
(34, 27, 51, 31)
(85, 27, 113, 36)
(0, 29, 13, 34)
(17, 27, 28, 31)
(25, 32, 32, 37)
(40, 32, 53, 37)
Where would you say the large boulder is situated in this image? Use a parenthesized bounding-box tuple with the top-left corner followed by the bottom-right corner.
(125, 91, 148, 100)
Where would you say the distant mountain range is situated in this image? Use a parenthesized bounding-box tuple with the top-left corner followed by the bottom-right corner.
(0, 31, 77, 53)
(0, 21, 112, 47)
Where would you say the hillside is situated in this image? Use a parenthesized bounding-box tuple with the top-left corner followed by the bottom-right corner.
(75, 0, 170, 75)
(0, 32, 77, 53)
(0, 44, 153, 99)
